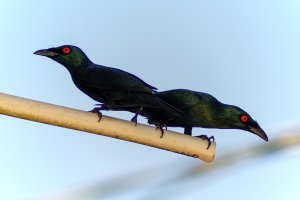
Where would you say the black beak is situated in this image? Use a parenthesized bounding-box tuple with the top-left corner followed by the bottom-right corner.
(33, 49, 58, 57)
(249, 125, 268, 142)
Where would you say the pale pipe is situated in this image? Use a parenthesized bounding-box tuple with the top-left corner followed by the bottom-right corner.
(0, 92, 216, 162)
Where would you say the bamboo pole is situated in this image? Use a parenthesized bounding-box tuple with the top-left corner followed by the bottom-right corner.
(0, 92, 216, 162)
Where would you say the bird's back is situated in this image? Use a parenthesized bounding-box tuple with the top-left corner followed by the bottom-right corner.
(74, 64, 157, 93)
(143, 89, 223, 128)
(158, 89, 219, 110)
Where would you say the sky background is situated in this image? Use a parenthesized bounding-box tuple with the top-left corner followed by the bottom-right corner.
(0, 0, 300, 199)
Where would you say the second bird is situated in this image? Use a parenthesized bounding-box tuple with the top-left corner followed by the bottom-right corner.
(119, 89, 269, 148)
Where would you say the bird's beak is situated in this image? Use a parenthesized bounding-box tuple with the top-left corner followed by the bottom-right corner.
(33, 49, 58, 57)
(249, 125, 268, 142)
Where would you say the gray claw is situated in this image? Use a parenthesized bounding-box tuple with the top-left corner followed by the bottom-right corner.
(89, 107, 103, 122)
(155, 124, 167, 138)
(196, 135, 215, 150)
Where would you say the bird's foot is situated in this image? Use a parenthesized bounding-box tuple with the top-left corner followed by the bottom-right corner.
(89, 107, 103, 122)
(155, 123, 167, 138)
(195, 135, 215, 150)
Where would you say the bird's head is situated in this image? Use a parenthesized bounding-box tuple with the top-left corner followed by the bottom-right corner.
(223, 105, 269, 142)
(34, 45, 92, 71)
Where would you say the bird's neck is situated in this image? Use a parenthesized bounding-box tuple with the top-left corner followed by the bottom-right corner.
(61, 59, 93, 74)
(51, 51, 93, 74)
(208, 103, 239, 129)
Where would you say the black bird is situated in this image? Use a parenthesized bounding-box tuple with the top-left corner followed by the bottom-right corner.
(34, 45, 181, 123)
(121, 89, 269, 148)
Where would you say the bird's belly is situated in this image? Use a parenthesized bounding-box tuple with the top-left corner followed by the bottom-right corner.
(165, 112, 213, 128)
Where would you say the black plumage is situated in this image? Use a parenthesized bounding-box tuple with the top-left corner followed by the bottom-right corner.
(34, 45, 181, 122)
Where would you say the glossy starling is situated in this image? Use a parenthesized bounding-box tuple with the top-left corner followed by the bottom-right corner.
(34, 45, 181, 123)
(120, 89, 268, 148)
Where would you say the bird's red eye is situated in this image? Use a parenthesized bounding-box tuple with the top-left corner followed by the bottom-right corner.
(240, 114, 249, 123)
(62, 47, 71, 55)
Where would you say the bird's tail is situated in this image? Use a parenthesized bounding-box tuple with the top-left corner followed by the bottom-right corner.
(96, 93, 182, 122)
(140, 93, 183, 117)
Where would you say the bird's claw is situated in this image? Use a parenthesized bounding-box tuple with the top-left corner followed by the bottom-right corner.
(89, 107, 103, 122)
(155, 124, 167, 138)
(196, 135, 215, 150)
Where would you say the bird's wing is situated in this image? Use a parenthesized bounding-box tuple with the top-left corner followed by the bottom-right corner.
(76, 65, 157, 93)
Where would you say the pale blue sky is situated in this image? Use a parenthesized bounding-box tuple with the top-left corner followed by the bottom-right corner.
(0, 1, 300, 199)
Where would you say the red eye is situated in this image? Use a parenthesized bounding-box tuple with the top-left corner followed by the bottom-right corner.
(240, 114, 249, 123)
(62, 47, 71, 55)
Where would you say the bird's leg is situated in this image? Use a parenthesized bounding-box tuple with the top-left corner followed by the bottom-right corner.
(195, 135, 215, 150)
(131, 106, 143, 126)
(89, 104, 110, 122)
(184, 127, 193, 135)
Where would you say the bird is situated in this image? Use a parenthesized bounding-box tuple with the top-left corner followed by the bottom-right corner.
(33, 45, 181, 123)
(119, 89, 269, 148)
